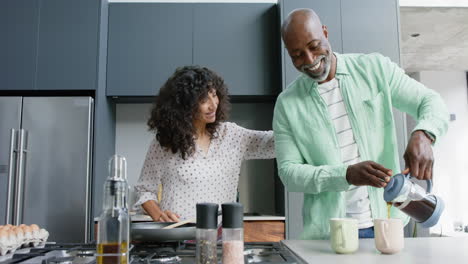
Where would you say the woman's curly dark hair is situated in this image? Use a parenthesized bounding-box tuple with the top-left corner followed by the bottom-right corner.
(148, 66, 230, 159)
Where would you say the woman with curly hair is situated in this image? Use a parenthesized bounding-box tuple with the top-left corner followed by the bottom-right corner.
(133, 66, 275, 222)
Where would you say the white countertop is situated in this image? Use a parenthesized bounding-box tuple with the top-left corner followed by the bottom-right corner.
(281, 237, 468, 264)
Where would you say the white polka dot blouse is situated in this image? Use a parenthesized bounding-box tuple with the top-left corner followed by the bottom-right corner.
(133, 122, 275, 220)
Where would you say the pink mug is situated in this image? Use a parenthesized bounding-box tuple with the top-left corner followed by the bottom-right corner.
(374, 218, 404, 254)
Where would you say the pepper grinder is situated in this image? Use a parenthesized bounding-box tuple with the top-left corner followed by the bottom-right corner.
(196, 203, 218, 264)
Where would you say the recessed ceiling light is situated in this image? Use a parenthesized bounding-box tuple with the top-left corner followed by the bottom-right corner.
(410, 33, 420, 37)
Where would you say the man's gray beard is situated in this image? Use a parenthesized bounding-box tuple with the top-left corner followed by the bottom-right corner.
(302, 55, 331, 82)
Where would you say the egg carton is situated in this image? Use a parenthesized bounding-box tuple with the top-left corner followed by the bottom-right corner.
(23, 229, 49, 247)
(0, 234, 20, 256)
(0, 229, 49, 256)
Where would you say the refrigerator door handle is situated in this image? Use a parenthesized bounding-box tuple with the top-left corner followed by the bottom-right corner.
(6, 129, 17, 225)
(84, 97, 94, 242)
(13, 129, 27, 226)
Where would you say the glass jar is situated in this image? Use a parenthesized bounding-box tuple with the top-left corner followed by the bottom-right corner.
(222, 203, 244, 264)
(196, 203, 218, 264)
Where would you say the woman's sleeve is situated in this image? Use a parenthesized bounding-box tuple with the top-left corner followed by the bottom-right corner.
(232, 123, 275, 160)
(133, 139, 163, 210)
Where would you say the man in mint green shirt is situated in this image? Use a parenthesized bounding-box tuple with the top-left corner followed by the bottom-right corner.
(273, 9, 449, 239)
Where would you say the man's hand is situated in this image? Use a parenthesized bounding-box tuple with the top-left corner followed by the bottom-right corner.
(346, 161, 392, 187)
(403, 130, 434, 180)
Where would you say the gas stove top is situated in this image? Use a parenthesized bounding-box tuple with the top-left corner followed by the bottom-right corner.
(0, 241, 302, 264)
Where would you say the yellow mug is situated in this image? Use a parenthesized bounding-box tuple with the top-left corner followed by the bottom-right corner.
(329, 218, 359, 254)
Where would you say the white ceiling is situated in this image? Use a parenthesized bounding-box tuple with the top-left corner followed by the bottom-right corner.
(400, 0, 468, 7)
(400, 7, 468, 71)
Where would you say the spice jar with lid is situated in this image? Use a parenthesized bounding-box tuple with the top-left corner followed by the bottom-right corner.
(222, 203, 244, 264)
(384, 173, 444, 228)
(196, 203, 218, 264)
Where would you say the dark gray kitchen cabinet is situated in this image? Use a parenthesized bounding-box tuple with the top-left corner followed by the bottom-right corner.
(193, 3, 280, 96)
(280, 0, 343, 89)
(106, 3, 193, 96)
(341, 0, 400, 63)
(0, 0, 40, 90)
(36, 0, 101, 90)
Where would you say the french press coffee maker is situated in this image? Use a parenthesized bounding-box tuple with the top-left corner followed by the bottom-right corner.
(384, 173, 444, 228)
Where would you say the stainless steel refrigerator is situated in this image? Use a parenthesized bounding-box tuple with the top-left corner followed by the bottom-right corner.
(0, 96, 93, 243)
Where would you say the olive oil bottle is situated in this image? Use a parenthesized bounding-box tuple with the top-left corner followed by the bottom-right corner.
(97, 242, 128, 264)
(96, 155, 130, 264)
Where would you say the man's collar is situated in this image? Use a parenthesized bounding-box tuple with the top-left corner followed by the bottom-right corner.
(334, 52, 349, 75)
(300, 52, 349, 92)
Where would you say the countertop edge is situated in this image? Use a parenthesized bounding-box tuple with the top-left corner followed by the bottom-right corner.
(94, 215, 286, 222)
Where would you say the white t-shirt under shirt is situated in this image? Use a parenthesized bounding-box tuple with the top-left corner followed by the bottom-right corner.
(317, 78, 373, 229)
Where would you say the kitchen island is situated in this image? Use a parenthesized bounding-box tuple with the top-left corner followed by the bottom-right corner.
(281, 237, 468, 264)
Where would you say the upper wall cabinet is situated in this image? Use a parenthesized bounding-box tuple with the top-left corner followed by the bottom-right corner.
(36, 0, 101, 90)
(1, 0, 101, 91)
(106, 3, 193, 96)
(106, 3, 280, 96)
(341, 0, 400, 64)
(1, 0, 40, 90)
(193, 3, 280, 96)
(280, 0, 343, 88)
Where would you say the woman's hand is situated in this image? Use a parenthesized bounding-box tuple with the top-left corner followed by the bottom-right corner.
(158, 210, 181, 222)
(142, 200, 181, 222)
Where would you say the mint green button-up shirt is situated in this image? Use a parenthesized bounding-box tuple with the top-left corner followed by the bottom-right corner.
(273, 53, 449, 239)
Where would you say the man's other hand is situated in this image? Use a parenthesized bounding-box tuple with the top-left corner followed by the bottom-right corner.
(346, 161, 392, 187)
(403, 130, 434, 180)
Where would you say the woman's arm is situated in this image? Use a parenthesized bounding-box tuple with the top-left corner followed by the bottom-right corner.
(134, 139, 181, 222)
(231, 123, 275, 160)
(133, 139, 161, 208)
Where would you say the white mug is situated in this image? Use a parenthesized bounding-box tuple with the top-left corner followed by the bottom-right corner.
(374, 218, 404, 254)
(329, 218, 358, 254)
